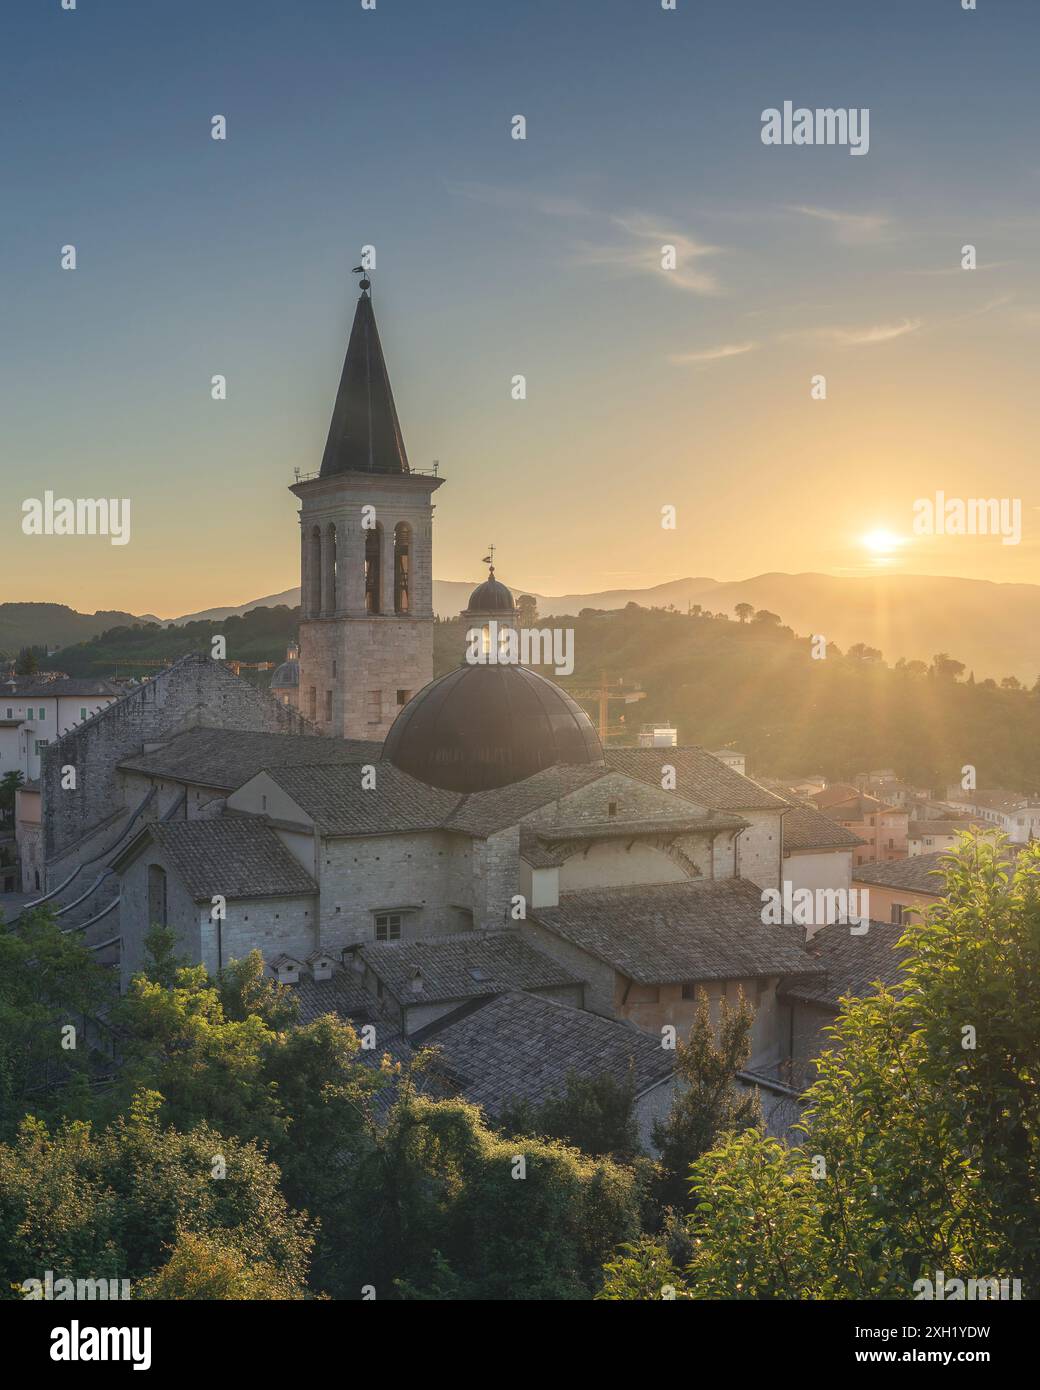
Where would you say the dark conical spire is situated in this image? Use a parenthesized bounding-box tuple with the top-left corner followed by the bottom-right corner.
(319, 288, 410, 476)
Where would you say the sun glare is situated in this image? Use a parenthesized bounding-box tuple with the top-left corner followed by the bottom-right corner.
(861, 528, 904, 555)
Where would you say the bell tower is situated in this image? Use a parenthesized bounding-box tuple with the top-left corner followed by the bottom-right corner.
(291, 276, 444, 739)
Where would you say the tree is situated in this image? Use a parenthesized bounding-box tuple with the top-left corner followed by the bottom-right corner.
(602, 837, 1040, 1298)
(0, 908, 112, 1140)
(847, 643, 883, 663)
(498, 1069, 640, 1162)
(734, 603, 754, 624)
(14, 646, 39, 675)
(651, 991, 759, 1210)
(517, 594, 539, 626)
(346, 1079, 642, 1300)
(931, 652, 965, 680)
(752, 609, 781, 627)
(0, 1091, 314, 1299)
(135, 1230, 307, 1300)
(1001, 676, 1022, 691)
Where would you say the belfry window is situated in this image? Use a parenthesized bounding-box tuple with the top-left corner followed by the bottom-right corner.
(325, 523, 338, 613)
(365, 525, 382, 613)
(394, 522, 411, 614)
(306, 526, 322, 615)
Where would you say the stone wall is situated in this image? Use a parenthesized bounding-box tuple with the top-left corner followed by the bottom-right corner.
(42, 655, 309, 870)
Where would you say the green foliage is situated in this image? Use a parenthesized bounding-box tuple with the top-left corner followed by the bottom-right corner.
(0, 1091, 313, 1300)
(0, 908, 112, 1141)
(498, 1068, 641, 1161)
(347, 1082, 642, 1300)
(134, 1229, 308, 1300)
(652, 990, 759, 1210)
(603, 837, 1040, 1299)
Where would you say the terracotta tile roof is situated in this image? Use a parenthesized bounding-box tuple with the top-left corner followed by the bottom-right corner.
(852, 852, 951, 895)
(410, 990, 674, 1115)
(529, 879, 821, 984)
(117, 818, 318, 901)
(781, 919, 910, 1008)
(358, 930, 582, 1006)
(782, 800, 865, 851)
(606, 747, 787, 811)
(119, 726, 380, 791)
(263, 763, 462, 836)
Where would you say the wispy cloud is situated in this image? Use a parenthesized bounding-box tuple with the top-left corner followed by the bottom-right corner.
(573, 213, 725, 295)
(668, 342, 757, 365)
(824, 318, 922, 346)
(785, 204, 892, 245)
(448, 182, 726, 294)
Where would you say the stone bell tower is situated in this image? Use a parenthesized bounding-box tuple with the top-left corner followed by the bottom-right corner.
(290, 278, 443, 739)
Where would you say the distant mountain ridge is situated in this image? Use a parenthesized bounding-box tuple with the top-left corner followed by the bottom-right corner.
(9, 571, 1040, 682)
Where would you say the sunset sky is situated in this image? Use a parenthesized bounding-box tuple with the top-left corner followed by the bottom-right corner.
(3, 0, 1039, 617)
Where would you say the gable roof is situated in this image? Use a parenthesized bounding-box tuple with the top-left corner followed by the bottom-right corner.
(605, 747, 787, 811)
(781, 919, 910, 1008)
(358, 930, 582, 1006)
(782, 800, 865, 852)
(529, 879, 821, 984)
(410, 990, 674, 1115)
(262, 762, 462, 836)
(114, 818, 318, 901)
(443, 765, 607, 835)
(852, 852, 950, 895)
(119, 726, 380, 791)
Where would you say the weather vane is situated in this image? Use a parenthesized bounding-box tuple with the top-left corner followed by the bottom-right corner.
(351, 263, 372, 293)
(482, 544, 496, 574)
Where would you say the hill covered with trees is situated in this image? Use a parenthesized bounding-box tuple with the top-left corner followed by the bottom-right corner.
(32, 600, 1040, 796)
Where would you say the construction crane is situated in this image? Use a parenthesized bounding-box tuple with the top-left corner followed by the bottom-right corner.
(561, 671, 646, 744)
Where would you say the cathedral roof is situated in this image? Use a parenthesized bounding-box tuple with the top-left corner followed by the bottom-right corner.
(320, 289, 410, 476)
(382, 664, 605, 794)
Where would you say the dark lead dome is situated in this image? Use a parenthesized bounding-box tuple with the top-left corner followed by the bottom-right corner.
(465, 574, 516, 613)
(383, 664, 604, 793)
(270, 658, 299, 690)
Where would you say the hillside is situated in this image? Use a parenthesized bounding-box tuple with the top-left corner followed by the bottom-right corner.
(163, 571, 1040, 683)
(433, 608, 1040, 794)
(0, 602, 162, 657)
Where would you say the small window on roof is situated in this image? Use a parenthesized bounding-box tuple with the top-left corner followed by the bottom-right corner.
(468, 966, 493, 982)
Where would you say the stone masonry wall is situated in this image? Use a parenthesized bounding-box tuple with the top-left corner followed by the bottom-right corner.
(42, 655, 309, 868)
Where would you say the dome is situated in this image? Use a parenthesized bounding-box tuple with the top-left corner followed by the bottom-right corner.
(465, 573, 516, 614)
(270, 658, 299, 690)
(383, 664, 604, 793)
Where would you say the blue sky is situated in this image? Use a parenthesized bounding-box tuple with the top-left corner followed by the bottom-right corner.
(3, 0, 1039, 614)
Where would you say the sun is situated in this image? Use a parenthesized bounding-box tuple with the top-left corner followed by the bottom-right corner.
(861, 527, 904, 555)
